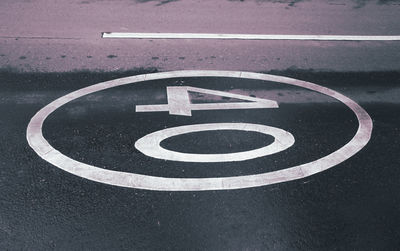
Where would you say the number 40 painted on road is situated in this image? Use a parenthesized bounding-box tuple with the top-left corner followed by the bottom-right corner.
(136, 86, 278, 116)
(134, 86, 294, 163)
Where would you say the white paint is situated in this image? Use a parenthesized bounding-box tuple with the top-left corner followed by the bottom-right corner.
(26, 71, 373, 191)
(102, 32, 400, 41)
(136, 86, 278, 116)
(135, 123, 295, 162)
(166, 86, 192, 116)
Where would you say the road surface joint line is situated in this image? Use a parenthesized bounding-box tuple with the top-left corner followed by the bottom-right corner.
(0, 36, 81, 40)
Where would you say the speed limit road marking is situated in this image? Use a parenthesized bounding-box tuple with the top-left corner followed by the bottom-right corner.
(26, 71, 373, 191)
(135, 85, 288, 162)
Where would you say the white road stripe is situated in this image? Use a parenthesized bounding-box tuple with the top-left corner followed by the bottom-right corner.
(102, 32, 400, 41)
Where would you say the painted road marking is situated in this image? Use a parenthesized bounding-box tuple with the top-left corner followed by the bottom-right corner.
(136, 86, 278, 116)
(26, 71, 373, 191)
(102, 32, 400, 41)
(135, 123, 295, 163)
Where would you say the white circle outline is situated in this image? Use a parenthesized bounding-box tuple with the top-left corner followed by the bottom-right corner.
(26, 70, 373, 191)
(134, 123, 295, 162)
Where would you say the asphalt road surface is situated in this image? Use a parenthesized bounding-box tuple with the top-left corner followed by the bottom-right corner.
(1, 0, 400, 250)
(1, 70, 399, 249)
(1, 0, 400, 72)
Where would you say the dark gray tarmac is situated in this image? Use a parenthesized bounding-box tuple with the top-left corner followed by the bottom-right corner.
(0, 70, 399, 250)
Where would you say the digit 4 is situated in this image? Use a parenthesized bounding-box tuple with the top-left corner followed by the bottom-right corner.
(136, 86, 278, 116)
